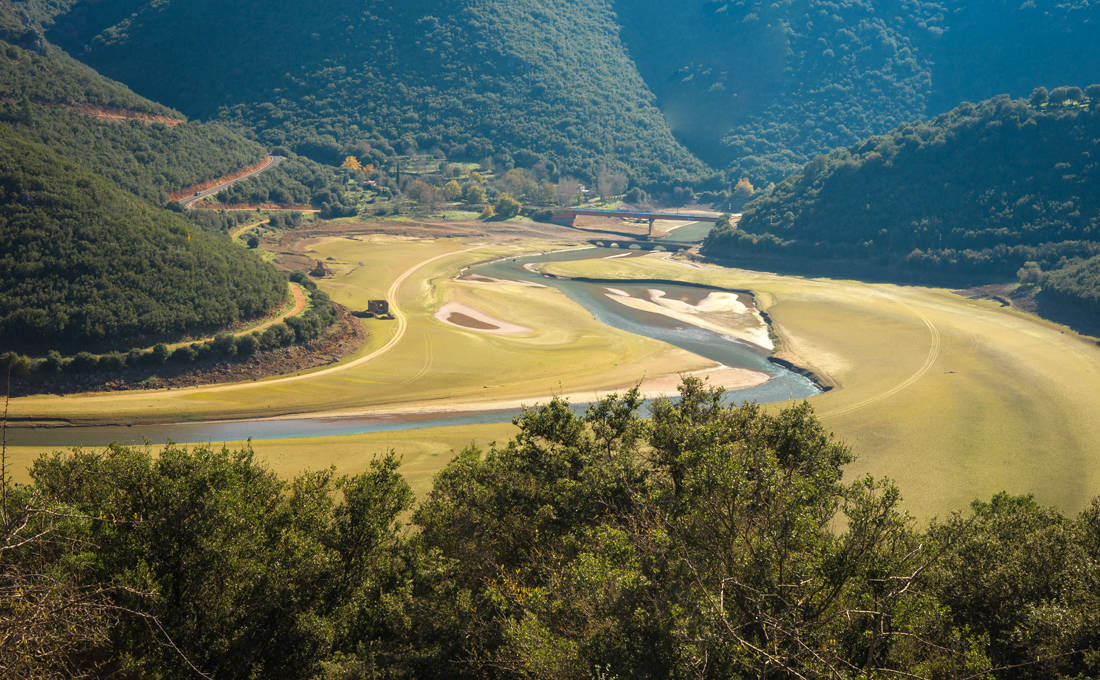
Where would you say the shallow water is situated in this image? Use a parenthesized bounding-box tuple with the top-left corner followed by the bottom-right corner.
(9, 248, 819, 447)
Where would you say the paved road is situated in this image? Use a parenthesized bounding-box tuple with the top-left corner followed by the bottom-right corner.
(179, 155, 285, 208)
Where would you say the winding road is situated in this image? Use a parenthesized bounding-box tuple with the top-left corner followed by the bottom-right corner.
(179, 156, 285, 208)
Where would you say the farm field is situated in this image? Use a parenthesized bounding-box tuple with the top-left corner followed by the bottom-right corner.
(541, 254, 1100, 519)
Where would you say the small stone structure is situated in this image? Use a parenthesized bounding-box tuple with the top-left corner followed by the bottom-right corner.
(368, 299, 389, 316)
(352, 299, 391, 319)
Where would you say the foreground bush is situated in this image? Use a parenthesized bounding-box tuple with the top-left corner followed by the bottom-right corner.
(4, 379, 1099, 678)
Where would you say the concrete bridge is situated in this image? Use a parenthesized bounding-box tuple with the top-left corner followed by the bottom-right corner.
(587, 239, 694, 252)
(552, 208, 719, 238)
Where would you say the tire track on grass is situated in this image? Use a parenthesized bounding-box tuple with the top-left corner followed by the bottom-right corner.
(819, 291, 942, 418)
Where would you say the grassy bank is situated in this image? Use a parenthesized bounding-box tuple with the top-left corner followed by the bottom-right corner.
(539, 254, 1100, 519)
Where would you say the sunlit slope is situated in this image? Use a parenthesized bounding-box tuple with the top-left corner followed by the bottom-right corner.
(540, 254, 1100, 519)
(710, 96, 1100, 280)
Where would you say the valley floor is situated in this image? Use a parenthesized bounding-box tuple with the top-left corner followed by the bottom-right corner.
(8, 219, 1100, 520)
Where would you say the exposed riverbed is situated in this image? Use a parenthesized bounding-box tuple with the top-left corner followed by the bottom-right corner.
(8, 247, 819, 446)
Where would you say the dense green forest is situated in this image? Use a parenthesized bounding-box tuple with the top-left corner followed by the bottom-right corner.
(0, 39, 347, 208)
(705, 94, 1100, 275)
(49, 0, 708, 189)
(618, 0, 1100, 183)
(5, 379, 1100, 678)
(38, 0, 1100, 189)
(0, 125, 287, 353)
(0, 39, 177, 115)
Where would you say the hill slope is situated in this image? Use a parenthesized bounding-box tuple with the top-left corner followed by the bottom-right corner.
(0, 125, 287, 353)
(52, 1, 1100, 189)
(617, 0, 1100, 183)
(0, 38, 347, 209)
(705, 93, 1100, 275)
(49, 0, 708, 186)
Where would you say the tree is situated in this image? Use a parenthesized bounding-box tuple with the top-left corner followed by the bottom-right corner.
(731, 177, 755, 209)
(494, 193, 521, 219)
(443, 179, 462, 201)
(26, 445, 417, 678)
(554, 177, 582, 206)
(596, 166, 628, 201)
(463, 183, 487, 204)
(1048, 86, 1084, 106)
(415, 379, 979, 678)
(1086, 84, 1100, 107)
(1017, 260, 1042, 284)
(624, 186, 648, 205)
(341, 155, 363, 172)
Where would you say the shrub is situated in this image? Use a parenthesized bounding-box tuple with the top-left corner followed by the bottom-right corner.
(43, 350, 65, 374)
(99, 352, 125, 371)
(236, 333, 259, 356)
(212, 332, 238, 357)
(171, 345, 197, 363)
(151, 343, 170, 364)
(72, 351, 99, 372)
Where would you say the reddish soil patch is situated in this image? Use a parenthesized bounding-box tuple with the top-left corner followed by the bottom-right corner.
(199, 203, 318, 212)
(170, 157, 274, 201)
(11, 308, 366, 397)
(2, 98, 185, 126)
(71, 103, 183, 126)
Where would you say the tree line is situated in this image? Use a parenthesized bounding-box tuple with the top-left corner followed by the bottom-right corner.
(4, 378, 1100, 679)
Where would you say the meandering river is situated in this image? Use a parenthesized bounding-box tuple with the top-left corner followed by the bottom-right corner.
(9, 248, 819, 447)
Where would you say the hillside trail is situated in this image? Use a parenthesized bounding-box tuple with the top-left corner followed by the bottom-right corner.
(159, 282, 308, 352)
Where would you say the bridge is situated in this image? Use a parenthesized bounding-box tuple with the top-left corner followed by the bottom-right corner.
(587, 238, 694, 252)
(551, 208, 720, 238)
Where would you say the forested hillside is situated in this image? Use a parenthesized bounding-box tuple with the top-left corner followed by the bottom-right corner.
(617, 0, 1100, 183)
(705, 93, 1100, 277)
(53, 0, 708, 187)
(7, 381, 1100, 678)
(0, 126, 287, 353)
(0, 39, 346, 207)
(45, 0, 1100, 189)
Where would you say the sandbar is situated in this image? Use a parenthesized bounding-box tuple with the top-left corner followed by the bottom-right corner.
(604, 288, 775, 350)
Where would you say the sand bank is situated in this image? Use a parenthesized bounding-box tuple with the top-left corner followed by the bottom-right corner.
(604, 288, 775, 350)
